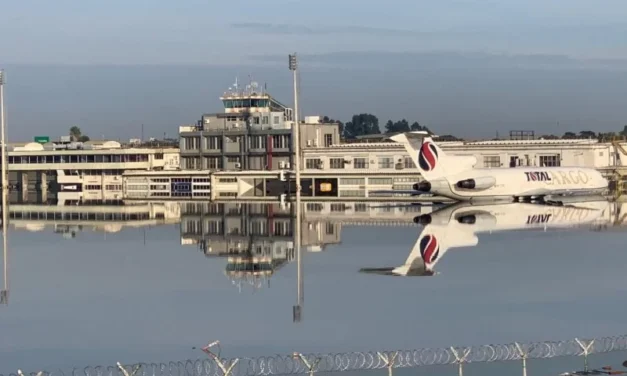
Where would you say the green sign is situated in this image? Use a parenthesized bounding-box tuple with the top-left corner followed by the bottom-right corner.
(34, 136, 50, 144)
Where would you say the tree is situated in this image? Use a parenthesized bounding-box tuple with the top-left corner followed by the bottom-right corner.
(321, 116, 344, 138)
(343, 113, 380, 139)
(384, 119, 411, 134)
(579, 130, 596, 139)
(69, 126, 90, 142)
(562, 131, 577, 139)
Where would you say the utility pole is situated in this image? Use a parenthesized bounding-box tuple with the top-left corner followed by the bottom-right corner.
(289, 53, 303, 322)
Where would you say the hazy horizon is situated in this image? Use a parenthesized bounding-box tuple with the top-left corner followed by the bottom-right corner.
(1, 0, 626, 140)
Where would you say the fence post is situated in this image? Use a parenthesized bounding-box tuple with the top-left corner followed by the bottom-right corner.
(116, 362, 141, 376)
(201, 340, 240, 376)
(450, 347, 471, 376)
(515, 343, 528, 376)
(293, 353, 321, 376)
(575, 338, 595, 372)
(377, 351, 399, 376)
(18, 371, 43, 376)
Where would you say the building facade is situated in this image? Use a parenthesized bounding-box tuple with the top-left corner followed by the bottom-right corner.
(3, 140, 179, 203)
(179, 81, 340, 171)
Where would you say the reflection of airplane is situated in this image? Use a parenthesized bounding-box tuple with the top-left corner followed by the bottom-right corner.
(386, 131, 609, 202)
(360, 198, 610, 276)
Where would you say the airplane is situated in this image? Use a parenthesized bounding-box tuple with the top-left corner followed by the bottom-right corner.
(384, 131, 609, 203)
(359, 197, 610, 277)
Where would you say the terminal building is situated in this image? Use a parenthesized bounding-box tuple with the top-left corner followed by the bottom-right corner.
(3, 139, 179, 203)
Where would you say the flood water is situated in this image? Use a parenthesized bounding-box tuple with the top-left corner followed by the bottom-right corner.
(1, 198, 627, 373)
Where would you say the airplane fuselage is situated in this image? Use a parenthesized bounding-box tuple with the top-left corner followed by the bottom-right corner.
(427, 166, 608, 201)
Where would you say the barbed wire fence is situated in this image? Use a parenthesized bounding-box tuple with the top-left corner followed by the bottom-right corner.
(3, 335, 627, 376)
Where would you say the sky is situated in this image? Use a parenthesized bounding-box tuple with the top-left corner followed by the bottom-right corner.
(1, 0, 627, 139)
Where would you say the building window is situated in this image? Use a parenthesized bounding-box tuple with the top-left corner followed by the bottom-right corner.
(326, 222, 335, 235)
(324, 134, 333, 147)
(273, 116, 280, 125)
(404, 156, 415, 169)
(330, 158, 345, 169)
(369, 178, 393, 185)
(354, 158, 368, 169)
(207, 136, 223, 150)
(184, 137, 199, 150)
(340, 178, 365, 185)
(539, 154, 560, 167)
(378, 157, 394, 169)
(340, 190, 366, 197)
(306, 158, 321, 169)
(250, 135, 266, 149)
(272, 134, 289, 149)
(206, 157, 222, 169)
(483, 156, 500, 168)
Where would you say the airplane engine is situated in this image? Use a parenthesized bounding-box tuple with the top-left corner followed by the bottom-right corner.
(455, 176, 496, 190)
(412, 181, 431, 192)
(456, 212, 497, 226)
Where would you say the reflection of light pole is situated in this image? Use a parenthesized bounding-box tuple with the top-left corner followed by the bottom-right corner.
(289, 53, 303, 323)
(1, 166, 7, 305)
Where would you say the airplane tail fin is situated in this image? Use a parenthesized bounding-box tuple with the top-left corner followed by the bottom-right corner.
(389, 132, 476, 181)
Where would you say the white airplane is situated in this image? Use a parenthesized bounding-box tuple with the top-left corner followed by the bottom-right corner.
(360, 197, 610, 277)
(388, 131, 609, 203)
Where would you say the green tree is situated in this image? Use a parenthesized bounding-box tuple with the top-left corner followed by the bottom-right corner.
(579, 130, 596, 139)
(562, 131, 577, 139)
(384, 119, 411, 134)
(344, 113, 380, 139)
(321, 116, 344, 138)
(69, 126, 90, 142)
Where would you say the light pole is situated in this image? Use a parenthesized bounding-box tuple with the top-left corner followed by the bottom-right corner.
(288, 54, 300, 200)
(0, 70, 8, 305)
(0, 70, 7, 192)
(289, 53, 303, 322)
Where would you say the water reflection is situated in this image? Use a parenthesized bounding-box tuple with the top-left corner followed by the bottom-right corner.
(1, 190, 7, 305)
(0, 196, 625, 311)
(3, 196, 627, 371)
(361, 197, 612, 277)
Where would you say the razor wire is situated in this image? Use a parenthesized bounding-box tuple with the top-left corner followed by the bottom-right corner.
(4, 334, 627, 376)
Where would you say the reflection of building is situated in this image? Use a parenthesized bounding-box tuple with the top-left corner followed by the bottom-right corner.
(2, 198, 180, 236)
(176, 200, 441, 290)
(179, 201, 341, 290)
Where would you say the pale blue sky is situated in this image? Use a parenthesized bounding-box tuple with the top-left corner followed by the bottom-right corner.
(1, 1, 627, 139)
(2, 0, 627, 64)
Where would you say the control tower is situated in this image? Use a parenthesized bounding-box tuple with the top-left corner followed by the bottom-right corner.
(220, 78, 294, 121)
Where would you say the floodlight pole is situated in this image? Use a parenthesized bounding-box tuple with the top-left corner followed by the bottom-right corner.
(0, 70, 7, 192)
(289, 53, 303, 322)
